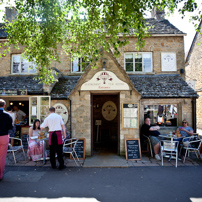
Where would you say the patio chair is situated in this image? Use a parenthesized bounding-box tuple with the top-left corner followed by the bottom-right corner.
(63, 138, 81, 166)
(142, 134, 153, 157)
(182, 136, 201, 163)
(161, 140, 179, 168)
(7, 137, 26, 164)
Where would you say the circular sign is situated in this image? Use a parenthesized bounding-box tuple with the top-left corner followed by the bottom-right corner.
(102, 101, 117, 121)
(53, 103, 69, 124)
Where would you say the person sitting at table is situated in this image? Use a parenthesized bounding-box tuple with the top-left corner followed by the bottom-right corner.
(141, 117, 161, 160)
(176, 119, 194, 160)
(27, 119, 47, 161)
(177, 119, 193, 137)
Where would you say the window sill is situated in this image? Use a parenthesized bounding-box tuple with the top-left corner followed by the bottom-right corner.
(69, 72, 84, 76)
(8, 73, 38, 76)
(126, 72, 155, 75)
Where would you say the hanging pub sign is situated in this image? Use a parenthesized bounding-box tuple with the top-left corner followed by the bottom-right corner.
(0, 89, 27, 96)
(53, 103, 69, 124)
(81, 70, 130, 91)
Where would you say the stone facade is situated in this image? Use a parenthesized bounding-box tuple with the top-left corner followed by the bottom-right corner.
(0, 16, 198, 156)
(185, 21, 202, 129)
(0, 36, 185, 78)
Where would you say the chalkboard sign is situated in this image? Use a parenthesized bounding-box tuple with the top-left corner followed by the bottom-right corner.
(22, 134, 29, 150)
(125, 138, 141, 161)
(70, 138, 85, 160)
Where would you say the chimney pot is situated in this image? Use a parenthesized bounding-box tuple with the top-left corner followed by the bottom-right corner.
(151, 7, 165, 20)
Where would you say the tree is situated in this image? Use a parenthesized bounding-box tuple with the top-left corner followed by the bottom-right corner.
(0, 0, 201, 84)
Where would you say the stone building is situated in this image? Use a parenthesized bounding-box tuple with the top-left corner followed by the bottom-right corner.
(0, 8, 198, 156)
(185, 20, 202, 129)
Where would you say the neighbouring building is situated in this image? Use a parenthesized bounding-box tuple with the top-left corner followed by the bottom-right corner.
(185, 20, 202, 130)
(0, 8, 198, 156)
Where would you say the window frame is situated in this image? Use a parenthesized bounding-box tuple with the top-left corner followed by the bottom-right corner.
(11, 54, 37, 75)
(71, 57, 90, 73)
(124, 52, 153, 73)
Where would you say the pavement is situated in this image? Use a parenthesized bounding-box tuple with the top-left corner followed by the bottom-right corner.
(1, 166, 202, 202)
(5, 148, 202, 168)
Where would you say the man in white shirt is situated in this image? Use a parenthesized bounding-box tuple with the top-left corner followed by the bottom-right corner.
(13, 106, 26, 121)
(41, 107, 66, 170)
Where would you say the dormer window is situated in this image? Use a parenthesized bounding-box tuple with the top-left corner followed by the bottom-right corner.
(71, 57, 90, 73)
(11, 54, 37, 74)
(124, 52, 152, 73)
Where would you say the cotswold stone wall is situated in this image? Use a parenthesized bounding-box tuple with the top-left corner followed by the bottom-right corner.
(0, 36, 185, 78)
(185, 29, 202, 129)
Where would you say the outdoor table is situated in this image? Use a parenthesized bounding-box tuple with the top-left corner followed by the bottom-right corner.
(159, 134, 183, 142)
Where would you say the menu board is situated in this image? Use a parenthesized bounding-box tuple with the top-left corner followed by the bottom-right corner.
(22, 134, 29, 150)
(122, 104, 138, 128)
(125, 139, 141, 161)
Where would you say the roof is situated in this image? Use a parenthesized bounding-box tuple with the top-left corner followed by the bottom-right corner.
(0, 76, 43, 94)
(185, 19, 202, 63)
(145, 18, 185, 35)
(51, 76, 80, 99)
(129, 74, 198, 98)
(0, 18, 184, 39)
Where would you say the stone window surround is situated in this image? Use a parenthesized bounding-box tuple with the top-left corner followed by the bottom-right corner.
(11, 54, 37, 75)
(124, 52, 153, 73)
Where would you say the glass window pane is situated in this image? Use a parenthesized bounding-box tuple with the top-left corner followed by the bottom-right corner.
(135, 54, 142, 63)
(125, 54, 133, 62)
(144, 63, 152, 72)
(144, 104, 177, 126)
(135, 63, 142, 71)
(143, 53, 151, 62)
(40, 97, 49, 105)
(30, 97, 37, 124)
(21, 58, 28, 73)
(12, 55, 21, 73)
(29, 62, 37, 73)
(126, 63, 133, 72)
(72, 58, 79, 72)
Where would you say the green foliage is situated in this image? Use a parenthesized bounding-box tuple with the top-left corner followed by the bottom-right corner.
(0, 0, 201, 84)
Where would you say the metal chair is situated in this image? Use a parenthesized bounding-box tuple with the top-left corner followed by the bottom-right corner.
(63, 138, 81, 166)
(182, 136, 201, 163)
(7, 137, 26, 164)
(142, 134, 153, 157)
(161, 140, 179, 168)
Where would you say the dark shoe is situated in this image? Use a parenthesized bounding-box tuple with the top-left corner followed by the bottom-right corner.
(59, 165, 66, 170)
(51, 165, 57, 169)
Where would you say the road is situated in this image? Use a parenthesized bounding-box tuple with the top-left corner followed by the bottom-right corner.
(0, 166, 202, 202)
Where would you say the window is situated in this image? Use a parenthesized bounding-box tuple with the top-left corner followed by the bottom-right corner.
(12, 54, 37, 74)
(144, 104, 177, 126)
(71, 57, 90, 73)
(124, 52, 152, 73)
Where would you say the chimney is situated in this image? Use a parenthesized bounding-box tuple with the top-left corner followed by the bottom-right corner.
(5, 7, 18, 22)
(151, 7, 165, 20)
